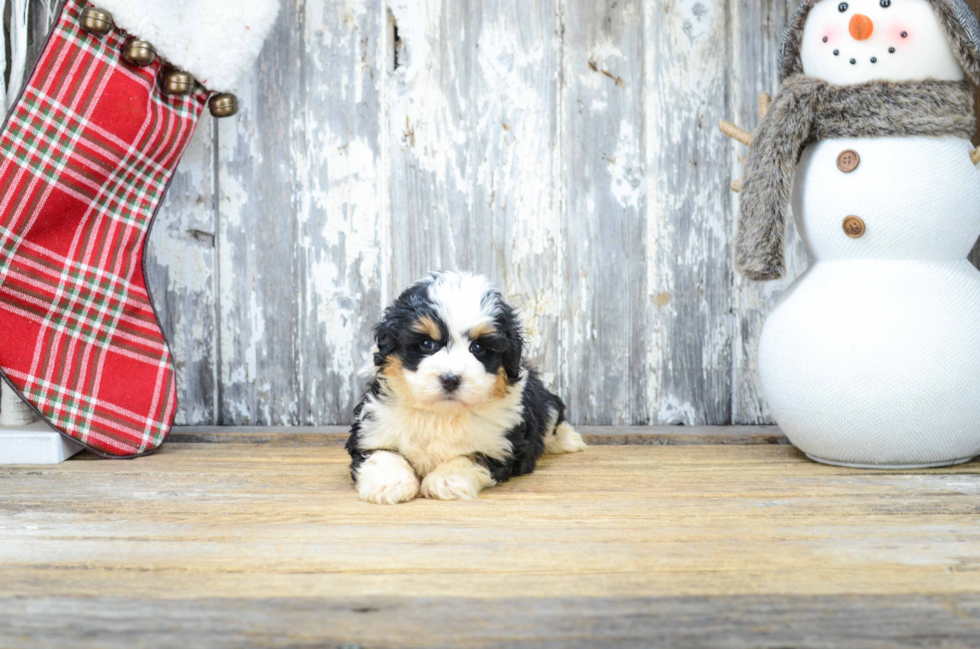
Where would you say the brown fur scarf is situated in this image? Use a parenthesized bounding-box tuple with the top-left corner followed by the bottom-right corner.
(736, 77, 975, 281)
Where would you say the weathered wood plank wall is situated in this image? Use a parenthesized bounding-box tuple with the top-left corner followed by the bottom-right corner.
(14, 0, 980, 427)
(730, 0, 803, 426)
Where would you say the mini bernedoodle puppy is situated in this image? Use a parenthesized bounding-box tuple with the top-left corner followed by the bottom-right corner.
(346, 271, 587, 504)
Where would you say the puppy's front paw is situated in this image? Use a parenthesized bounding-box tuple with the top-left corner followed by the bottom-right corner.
(421, 472, 479, 501)
(420, 458, 493, 501)
(545, 422, 588, 454)
(356, 451, 420, 505)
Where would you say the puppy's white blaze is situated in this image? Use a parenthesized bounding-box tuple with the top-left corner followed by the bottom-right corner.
(406, 343, 499, 411)
(420, 457, 495, 500)
(358, 375, 527, 477)
(545, 421, 588, 455)
(355, 451, 421, 505)
(427, 272, 500, 346)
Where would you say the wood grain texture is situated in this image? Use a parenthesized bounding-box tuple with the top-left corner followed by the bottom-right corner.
(728, 0, 807, 426)
(561, 0, 644, 425)
(642, 0, 733, 425)
(145, 122, 218, 425)
(26, 0, 61, 70)
(1, 444, 979, 646)
(216, 0, 386, 425)
(165, 424, 790, 446)
(387, 0, 564, 385)
(3, 595, 980, 649)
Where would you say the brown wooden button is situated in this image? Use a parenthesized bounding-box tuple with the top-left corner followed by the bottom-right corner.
(837, 150, 860, 173)
(843, 215, 866, 238)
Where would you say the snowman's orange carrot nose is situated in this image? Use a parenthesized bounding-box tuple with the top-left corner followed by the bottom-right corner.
(849, 14, 874, 41)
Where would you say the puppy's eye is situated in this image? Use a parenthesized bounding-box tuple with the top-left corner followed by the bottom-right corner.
(838, 2, 848, 11)
(879, 0, 890, 6)
(469, 342, 484, 354)
(419, 339, 437, 352)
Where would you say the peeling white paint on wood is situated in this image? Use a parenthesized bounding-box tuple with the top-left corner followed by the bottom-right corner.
(728, 0, 810, 426)
(9, 0, 980, 426)
(387, 0, 563, 389)
(145, 122, 218, 426)
(215, 0, 387, 425)
(562, 0, 644, 425)
(643, 0, 731, 426)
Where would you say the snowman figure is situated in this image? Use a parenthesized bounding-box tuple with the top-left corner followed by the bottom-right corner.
(722, 0, 980, 467)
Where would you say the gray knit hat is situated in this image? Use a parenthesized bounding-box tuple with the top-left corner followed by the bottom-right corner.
(778, 0, 980, 84)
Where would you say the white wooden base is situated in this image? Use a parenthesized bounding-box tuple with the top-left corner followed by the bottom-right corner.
(0, 420, 83, 465)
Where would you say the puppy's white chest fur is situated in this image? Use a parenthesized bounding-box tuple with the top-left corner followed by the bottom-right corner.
(359, 379, 525, 476)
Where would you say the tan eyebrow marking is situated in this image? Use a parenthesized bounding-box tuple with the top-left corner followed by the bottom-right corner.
(468, 321, 497, 339)
(412, 315, 442, 340)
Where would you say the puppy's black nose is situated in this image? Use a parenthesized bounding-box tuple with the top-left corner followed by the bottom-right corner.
(440, 374, 462, 394)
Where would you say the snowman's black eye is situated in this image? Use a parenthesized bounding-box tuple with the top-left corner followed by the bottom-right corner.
(880, 0, 890, 7)
(838, 2, 849, 11)
(833, 49, 840, 56)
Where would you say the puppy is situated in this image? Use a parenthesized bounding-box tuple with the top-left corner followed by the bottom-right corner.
(346, 271, 586, 504)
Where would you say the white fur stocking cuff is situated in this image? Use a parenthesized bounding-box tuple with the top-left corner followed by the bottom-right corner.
(94, 0, 281, 92)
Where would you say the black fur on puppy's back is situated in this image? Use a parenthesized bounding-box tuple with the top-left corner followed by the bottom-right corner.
(474, 368, 565, 484)
(345, 378, 382, 480)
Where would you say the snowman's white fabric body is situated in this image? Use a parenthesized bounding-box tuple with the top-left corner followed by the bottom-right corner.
(755, 0, 980, 467)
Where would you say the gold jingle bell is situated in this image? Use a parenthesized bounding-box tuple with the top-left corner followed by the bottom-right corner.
(162, 70, 195, 96)
(123, 39, 156, 67)
(80, 7, 114, 35)
(208, 94, 238, 118)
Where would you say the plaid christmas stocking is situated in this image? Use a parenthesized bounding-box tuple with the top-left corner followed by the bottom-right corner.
(0, 0, 279, 457)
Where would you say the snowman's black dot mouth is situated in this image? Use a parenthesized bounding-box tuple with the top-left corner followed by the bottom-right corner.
(850, 58, 857, 64)
(834, 49, 840, 56)
(889, 47, 896, 53)
(871, 57, 877, 63)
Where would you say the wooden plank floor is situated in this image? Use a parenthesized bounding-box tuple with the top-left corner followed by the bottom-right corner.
(1, 429, 979, 648)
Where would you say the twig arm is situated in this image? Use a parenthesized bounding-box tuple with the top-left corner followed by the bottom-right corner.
(719, 120, 752, 147)
(720, 93, 770, 194)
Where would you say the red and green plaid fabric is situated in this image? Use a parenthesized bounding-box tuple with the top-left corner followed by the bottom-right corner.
(0, 0, 208, 456)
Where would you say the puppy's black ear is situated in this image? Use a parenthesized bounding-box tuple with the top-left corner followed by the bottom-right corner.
(373, 308, 400, 367)
(495, 298, 525, 383)
(373, 277, 435, 367)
